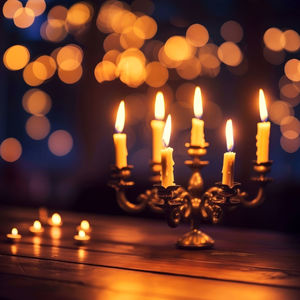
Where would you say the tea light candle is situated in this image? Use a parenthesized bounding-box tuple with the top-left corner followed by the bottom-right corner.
(256, 89, 270, 164)
(161, 115, 175, 188)
(6, 228, 22, 242)
(222, 119, 236, 187)
(113, 100, 127, 169)
(74, 230, 90, 245)
(29, 220, 44, 234)
(77, 220, 91, 233)
(191, 86, 206, 147)
(151, 91, 165, 163)
(48, 213, 62, 226)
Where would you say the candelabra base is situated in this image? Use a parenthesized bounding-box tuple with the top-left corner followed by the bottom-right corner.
(176, 229, 214, 249)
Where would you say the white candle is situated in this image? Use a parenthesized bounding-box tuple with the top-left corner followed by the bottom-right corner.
(29, 220, 44, 234)
(222, 119, 236, 187)
(113, 101, 128, 169)
(151, 92, 165, 163)
(191, 86, 205, 147)
(160, 115, 175, 188)
(256, 89, 270, 164)
(6, 228, 22, 242)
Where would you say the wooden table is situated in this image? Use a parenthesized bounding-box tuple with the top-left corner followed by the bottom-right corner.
(0, 206, 299, 300)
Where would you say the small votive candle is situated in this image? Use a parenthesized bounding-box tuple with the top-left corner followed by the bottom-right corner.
(77, 220, 91, 233)
(74, 230, 90, 245)
(29, 220, 44, 234)
(6, 228, 22, 243)
(48, 213, 62, 226)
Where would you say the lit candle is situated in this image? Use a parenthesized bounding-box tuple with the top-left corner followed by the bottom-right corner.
(222, 119, 236, 187)
(6, 227, 22, 242)
(160, 115, 175, 188)
(191, 86, 206, 147)
(74, 229, 90, 245)
(77, 220, 91, 233)
(113, 101, 127, 169)
(151, 91, 165, 163)
(256, 89, 270, 164)
(29, 220, 44, 234)
(48, 213, 62, 226)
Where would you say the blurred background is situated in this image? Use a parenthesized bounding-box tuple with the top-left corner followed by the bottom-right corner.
(1, 0, 300, 232)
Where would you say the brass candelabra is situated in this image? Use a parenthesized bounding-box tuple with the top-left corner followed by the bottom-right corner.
(109, 143, 272, 249)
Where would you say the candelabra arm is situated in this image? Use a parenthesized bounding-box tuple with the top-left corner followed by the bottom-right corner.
(115, 189, 148, 213)
(109, 165, 149, 214)
(240, 161, 273, 208)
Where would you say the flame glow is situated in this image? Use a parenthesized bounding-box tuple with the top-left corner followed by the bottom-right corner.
(52, 213, 61, 225)
(193, 86, 203, 118)
(259, 89, 268, 122)
(115, 100, 125, 133)
(155, 91, 165, 120)
(79, 230, 86, 238)
(226, 119, 234, 152)
(12, 228, 18, 235)
(33, 220, 42, 230)
(162, 114, 171, 147)
(80, 220, 90, 230)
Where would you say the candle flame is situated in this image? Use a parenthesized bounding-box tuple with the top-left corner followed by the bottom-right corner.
(155, 91, 165, 120)
(115, 100, 125, 133)
(80, 220, 90, 230)
(52, 213, 61, 225)
(225, 119, 234, 152)
(162, 114, 172, 147)
(193, 86, 203, 118)
(33, 220, 41, 230)
(12, 228, 18, 235)
(259, 89, 268, 122)
(79, 230, 86, 238)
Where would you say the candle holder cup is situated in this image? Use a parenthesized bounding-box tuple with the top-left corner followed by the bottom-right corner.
(109, 144, 273, 249)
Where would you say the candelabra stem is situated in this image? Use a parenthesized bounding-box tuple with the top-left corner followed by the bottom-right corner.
(116, 190, 148, 213)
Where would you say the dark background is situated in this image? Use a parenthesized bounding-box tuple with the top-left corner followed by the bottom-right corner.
(1, 0, 300, 233)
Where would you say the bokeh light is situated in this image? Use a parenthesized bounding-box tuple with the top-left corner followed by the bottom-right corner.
(3, 45, 30, 71)
(280, 136, 300, 153)
(66, 2, 93, 28)
(133, 15, 157, 40)
(120, 26, 144, 49)
(145, 61, 168, 87)
(218, 42, 243, 66)
(164, 36, 194, 61)
(94, 61, 117, 83)
(3, 0, 22, 19)
(26, 0, 46, 17)
(34, 55, 57, 80)
(284, 59, 300, 82)
(22, 89, 52, 116)
(220, 20, 243, 43)
(48, 130, 73, 156)
(263, 27, 285, 51)
(0, 138, 22, 163)
(186, 24, 209, 47)
(13, 7, 35, 29)
(269, 100, 293, 125)
(103, 49, 121, 63)
(26, 116, 51, 140)
(56, 44, 83, 71)
(58, 65, 83, 84)
(263, 47, 285, 65)
(283, 29, 300, 52)
(23, 62, 44, 86)
(103, 33, 123, 52)
(176, 57, 201, 80)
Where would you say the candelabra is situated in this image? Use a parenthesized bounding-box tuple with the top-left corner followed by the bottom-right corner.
(109, 143, 272, 249)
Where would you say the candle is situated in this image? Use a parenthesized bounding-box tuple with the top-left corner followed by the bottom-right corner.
(48, 213, 62, 226)
(113, 100, 128, 169)
(160, 115, 175, 188)
(29, 220, 44, 234)
(222, 119, 236, 187)
(77, 220, 91, 233)
(151, 91, 165, 163)
(74, 229, 90, 245)
(6, 228, 22, 242)
(256, 89, 270, 164)
(191, 86, 206, 147)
